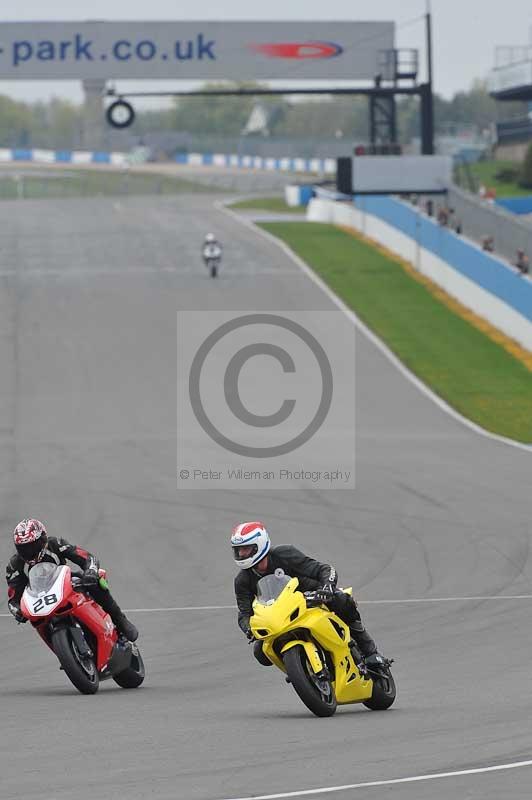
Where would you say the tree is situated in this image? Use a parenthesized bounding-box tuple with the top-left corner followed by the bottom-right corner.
(0, 95, 33, 147)
(173, 83, 269, 136)
(273, 96, 367, 139)
(0, 79, 527, 150)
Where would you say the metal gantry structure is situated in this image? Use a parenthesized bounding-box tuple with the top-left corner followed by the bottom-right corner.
(106, 12, 435, 155)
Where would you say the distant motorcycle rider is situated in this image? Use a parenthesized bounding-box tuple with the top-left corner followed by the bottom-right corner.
(231, 521, 384, 667)
(202, 233, 222, 266)
(5, 519, 138, 642)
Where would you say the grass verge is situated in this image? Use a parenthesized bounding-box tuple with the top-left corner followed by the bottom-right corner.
(260, 221, 532, 443)
(230, 197, 303, 213)
(0, 169, 214, 200)
(466, 159, 530, 197)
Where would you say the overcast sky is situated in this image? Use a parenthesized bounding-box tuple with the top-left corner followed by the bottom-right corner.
(0, 0, 531, 105)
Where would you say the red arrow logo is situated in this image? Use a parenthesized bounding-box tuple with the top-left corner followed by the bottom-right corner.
(250, 41, 343, 60)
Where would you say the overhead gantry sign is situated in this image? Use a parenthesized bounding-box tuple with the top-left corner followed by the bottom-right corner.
(0, 21, 394, 80)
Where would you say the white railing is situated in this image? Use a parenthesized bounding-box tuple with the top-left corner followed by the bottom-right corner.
(488, 60, 532, 94)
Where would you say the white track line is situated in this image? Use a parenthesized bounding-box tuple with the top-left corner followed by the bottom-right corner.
(3, 594, 532, 617)
(123, 594, 532, 612)
(362, 593, 532, 603)
(125, 604, 236, 612)
(0, 604, 235, 617)
(219, 758, 532, 800)
(217, 201, 532, 454)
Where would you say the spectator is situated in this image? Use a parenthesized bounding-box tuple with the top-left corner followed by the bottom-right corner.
(437, 206, 449, 226)
(447, 208, 462, 234)
(515, 249, 530, 276)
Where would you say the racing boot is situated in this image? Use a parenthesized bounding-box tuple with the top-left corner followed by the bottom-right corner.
(100, 592, 139, 642)
(349, 620, 383, 667)
(114, 614, 139, 643)
(350, 624, 391, 675)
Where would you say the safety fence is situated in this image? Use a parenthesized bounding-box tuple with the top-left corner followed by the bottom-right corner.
(444, 185, 532, 266)
(410, 185, 532, 267)
(309, 189, 532, 351)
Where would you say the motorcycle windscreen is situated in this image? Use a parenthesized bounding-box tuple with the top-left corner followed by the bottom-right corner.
(26, 562, 63, 596)
(256, 573, 291, 606)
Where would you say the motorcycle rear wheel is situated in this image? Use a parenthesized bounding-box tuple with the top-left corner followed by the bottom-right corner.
(113, 647, 145, 689)
(283, 645, 337, 717)
(51, 627, 99, 695)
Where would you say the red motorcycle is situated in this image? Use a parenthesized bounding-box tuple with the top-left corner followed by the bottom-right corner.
(20, 562, 145, 695)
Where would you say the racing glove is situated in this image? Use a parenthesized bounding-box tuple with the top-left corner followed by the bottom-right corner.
(8, 601, 27, 624)
(316, 582, 335, 603)
(82, 567, 99, 586)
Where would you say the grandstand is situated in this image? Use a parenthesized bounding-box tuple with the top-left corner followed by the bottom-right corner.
(488, 44, 532, 153)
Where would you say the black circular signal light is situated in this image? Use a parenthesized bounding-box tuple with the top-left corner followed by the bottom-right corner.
(106, 99, 136, 129)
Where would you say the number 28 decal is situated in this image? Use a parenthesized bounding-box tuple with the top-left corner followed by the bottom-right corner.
(32, 594, 58, 613)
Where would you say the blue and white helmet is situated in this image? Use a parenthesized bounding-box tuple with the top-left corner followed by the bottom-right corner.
(231, 521, 271, 569)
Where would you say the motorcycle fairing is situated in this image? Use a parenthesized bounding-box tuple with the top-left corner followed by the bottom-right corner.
(21, 563, 117, 673)
(21, 564, 69, 618)
(251, 577, 373, 705)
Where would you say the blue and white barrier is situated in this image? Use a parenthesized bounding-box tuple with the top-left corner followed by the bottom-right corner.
(174, 152, 335, 173)
(308, 192, 532, 352)
(0, 147, 128, 165)
(284, 184, 315, 207)
(0, 147, 336, 174)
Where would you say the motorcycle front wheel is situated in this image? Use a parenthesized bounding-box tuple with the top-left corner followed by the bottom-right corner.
(283, 645, 337, 717)
(51, 627, 99, 695)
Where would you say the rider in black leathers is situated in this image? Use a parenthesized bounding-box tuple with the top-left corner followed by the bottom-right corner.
(6, 519, 138, 642)
(232, 522, 382, 667)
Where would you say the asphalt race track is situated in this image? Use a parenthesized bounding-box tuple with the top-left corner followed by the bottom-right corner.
(0, 192, 531, 800)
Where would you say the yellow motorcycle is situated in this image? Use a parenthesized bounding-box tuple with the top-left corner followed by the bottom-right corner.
(250, 571, 395, 717)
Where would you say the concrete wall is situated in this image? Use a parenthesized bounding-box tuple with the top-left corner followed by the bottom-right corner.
(307, 194, 532, 352)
